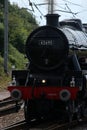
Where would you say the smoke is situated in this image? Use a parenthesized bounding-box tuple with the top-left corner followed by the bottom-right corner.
(44, 0, 56, 14)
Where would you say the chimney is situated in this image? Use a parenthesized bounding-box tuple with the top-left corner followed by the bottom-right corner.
(46, 14, 60, 27)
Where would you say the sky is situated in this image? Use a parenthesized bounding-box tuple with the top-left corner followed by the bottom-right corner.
(9, 0, 87, 25)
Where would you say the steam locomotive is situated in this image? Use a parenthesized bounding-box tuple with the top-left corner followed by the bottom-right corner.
(8, 14, 87, 122)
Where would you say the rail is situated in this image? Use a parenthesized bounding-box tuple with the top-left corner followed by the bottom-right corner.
(0, 99, 23, 117)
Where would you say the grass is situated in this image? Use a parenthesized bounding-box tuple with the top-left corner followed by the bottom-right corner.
(0, 55, 11, 90)
(0, 74, 11, 91)
(0, 45, 27, 91)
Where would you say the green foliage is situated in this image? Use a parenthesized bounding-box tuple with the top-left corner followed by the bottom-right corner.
(19, 8, 37, 25)
(9, 14, 28, 53)
(0, 1, 38, 89)
(0, 56, 11, 90)
(0, 2, 38, 61)
(8, 44, 27, 69)
(0, 11, 4, 22)
(8, 3, 38, 53)
(0, 3, 38, 55)
(0, 0, 4, 8)
(0, 1, 38, 81)
(0, 56, 4, 76)
(0, 23, 4, 55)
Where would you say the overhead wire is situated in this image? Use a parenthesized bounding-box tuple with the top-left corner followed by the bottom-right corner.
(27, 1, 76, 17)
(26, 0, 87, 25)
(27, 0, 46, 24)
(35, 3, 48, 6)
(62, 0, 87, 12)
(54, 9, 76, 14)
(60, 0, 87, 19)
(28, 0, 34, 12)
(53, 2, 76, 14)
(33, 3, 44, 17)
(17, 0, 33, 12)
(65, 3, 76, 18)
(62, 0, 83, 7)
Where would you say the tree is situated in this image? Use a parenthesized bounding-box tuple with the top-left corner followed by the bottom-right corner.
(0, 23, 4, 56)
(8, 4, 38, 53)
(9, 13, 28, 53)
(0, 0, 4, 7)
(0, 1, 38, 70)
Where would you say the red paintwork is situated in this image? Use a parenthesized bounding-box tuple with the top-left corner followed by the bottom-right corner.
(8, 86, 79, 100)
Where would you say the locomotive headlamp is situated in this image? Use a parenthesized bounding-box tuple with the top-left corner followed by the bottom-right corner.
(42, 80, 46, 84)
(59, 89, 71, 102)
(11, 89, 22, 100)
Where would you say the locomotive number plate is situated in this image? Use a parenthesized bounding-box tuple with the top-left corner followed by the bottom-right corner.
(39, 40, 54, 46)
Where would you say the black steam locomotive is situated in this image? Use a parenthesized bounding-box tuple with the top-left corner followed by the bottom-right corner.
(8, 14, 87, 122)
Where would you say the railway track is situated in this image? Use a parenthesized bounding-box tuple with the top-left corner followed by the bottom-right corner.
(0, 98, 23, 116)
(2, 117, 87, 130)
(29, 118, 87, 130)
(1, 120, 27, 130)
(0, 99, 16, 107)
(0, 98, 87, 130)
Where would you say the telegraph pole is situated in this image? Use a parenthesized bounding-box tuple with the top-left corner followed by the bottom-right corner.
(4, 0, 8, 73)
